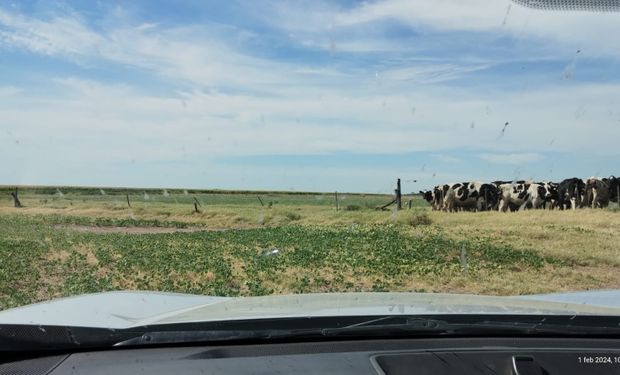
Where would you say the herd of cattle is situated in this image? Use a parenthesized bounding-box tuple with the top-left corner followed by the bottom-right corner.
(420, 176, 620, 212)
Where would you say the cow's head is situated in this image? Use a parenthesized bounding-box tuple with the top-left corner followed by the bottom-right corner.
(419, 190, 433, 203)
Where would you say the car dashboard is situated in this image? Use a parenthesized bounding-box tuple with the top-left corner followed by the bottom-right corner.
(2, 337, 620, 374)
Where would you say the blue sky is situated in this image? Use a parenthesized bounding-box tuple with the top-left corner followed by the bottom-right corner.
(2, 0, 620, 193)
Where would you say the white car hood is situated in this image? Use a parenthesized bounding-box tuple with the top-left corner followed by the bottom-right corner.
(0, 290, 619, 329)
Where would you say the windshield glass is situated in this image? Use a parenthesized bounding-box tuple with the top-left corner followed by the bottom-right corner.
(1, 0, 619, 323)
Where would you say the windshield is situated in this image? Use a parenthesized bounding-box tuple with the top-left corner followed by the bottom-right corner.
(1, 0, 619, 325)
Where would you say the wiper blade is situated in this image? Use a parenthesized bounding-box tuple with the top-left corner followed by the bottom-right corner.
(114, 329, 323, 347)
(321, 317, 620, 337)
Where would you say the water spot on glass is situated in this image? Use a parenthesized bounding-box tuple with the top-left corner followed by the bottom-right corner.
(497, 122, 509, 139)
(329, 37, 336, 54)
(562, 50, 580, 80)
(501, 3, 512, 26)
(574, 105, 585, 119)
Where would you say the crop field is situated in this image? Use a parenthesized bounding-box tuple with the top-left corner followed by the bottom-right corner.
(1, 186, 619, 310)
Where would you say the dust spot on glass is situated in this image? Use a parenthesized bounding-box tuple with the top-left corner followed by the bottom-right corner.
(381, 100, 386, 108)
(420, 164, 426, 172)
(485, 105, 491, 115)
(549, 138, 556, 146)
(469, 122, 475, 129)
(432, 172, 436, 178)
(411, 106, 416, 116)
(260, 115, 265, 124)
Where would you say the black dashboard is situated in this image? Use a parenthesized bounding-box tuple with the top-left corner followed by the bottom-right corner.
(2, 337, 620, 374)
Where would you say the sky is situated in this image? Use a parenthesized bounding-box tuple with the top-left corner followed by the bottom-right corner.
(1, 0, 620, 193)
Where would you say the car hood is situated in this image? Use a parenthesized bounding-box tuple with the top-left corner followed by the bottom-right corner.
(0, 290, 619, 329)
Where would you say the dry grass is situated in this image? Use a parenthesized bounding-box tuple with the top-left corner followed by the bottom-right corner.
(2, 191, 620, 304)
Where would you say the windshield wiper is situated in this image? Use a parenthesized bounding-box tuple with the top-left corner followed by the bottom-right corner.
(3, 315, 620, 352)
(114, 316, 620, 347)
(321, 316, 620, 338)
(114, 328, 323, 347)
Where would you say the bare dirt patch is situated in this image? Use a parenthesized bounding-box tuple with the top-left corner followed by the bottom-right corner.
(55, 224, 211, 234)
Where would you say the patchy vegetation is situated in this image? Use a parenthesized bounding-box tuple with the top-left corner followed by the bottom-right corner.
(0, 188, 619, 310)
(405, 211, 433, 227)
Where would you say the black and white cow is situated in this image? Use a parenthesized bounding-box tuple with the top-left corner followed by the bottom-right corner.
(420, 190, 434, 206)
(497, 181, 547, 212)
(608, 176, 620, 204)
(419, 185, 446, 211)
(557, 178, 585, 210)
(536, 181, 559, 209)
(443, 182, 499, 212)
(584, 177, 610, 209)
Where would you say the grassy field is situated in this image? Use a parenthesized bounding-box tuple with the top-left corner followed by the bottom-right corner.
(1, 186, 619, 310)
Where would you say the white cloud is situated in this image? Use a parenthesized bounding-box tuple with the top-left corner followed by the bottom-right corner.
(478, 152, 542, 164)
(433, 154, 462, 164)
(262, 0, 620, 59)
(0, 86, 22, 97)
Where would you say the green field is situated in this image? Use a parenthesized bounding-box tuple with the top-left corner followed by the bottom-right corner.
(1, 186, 619, 310)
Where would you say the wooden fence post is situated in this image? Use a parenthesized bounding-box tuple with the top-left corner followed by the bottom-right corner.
(126, 193, 131, 208)
(335, 191, 339, 211)
(10, 187, 22, 208)
(256, 196, 265, 207)
(408, 199, 412, 210)
(396, 178, 402, 210)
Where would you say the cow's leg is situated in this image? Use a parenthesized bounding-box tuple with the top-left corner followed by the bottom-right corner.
(498, 199, 506, 212)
